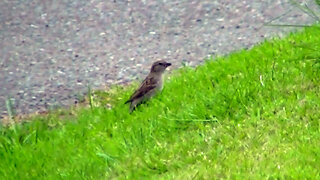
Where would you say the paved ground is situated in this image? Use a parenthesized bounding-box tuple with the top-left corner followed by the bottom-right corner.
(0, 0, 316, 118)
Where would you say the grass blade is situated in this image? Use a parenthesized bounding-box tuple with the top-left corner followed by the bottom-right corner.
(289, 0, 320, 21)
(5, 98, 15, 122)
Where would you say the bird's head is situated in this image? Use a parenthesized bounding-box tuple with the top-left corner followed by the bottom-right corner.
(150, 60, 171, 73)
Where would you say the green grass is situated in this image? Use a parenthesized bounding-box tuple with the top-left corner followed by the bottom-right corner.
(1, 26, 320, 179)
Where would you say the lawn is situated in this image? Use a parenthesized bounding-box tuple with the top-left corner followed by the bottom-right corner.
(0, 25, 320, 179)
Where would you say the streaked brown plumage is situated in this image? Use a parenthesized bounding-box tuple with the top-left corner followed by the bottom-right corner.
(125, 60, 171, 112)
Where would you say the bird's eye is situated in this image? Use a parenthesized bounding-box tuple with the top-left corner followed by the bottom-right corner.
(159, 63, 163, 65)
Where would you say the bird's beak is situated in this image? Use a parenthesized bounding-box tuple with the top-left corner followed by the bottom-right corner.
(166, 62, 172, 67)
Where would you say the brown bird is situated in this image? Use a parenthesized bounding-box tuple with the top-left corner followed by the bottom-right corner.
(125, 60, 171, 112)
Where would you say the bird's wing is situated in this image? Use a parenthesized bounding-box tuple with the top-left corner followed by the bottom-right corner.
(125, 76, 157, 103)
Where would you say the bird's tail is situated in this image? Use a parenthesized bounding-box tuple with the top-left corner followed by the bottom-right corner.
(124, 99, 131, 104)
(125, 99, 136, 113)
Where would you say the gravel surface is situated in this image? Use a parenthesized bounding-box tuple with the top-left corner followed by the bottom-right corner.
(0, 0, 316, 118)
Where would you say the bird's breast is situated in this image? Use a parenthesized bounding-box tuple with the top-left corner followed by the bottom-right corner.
(157, 75, 164, 91)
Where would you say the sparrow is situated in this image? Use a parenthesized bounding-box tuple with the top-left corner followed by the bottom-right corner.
(125, 60, 172, 112)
